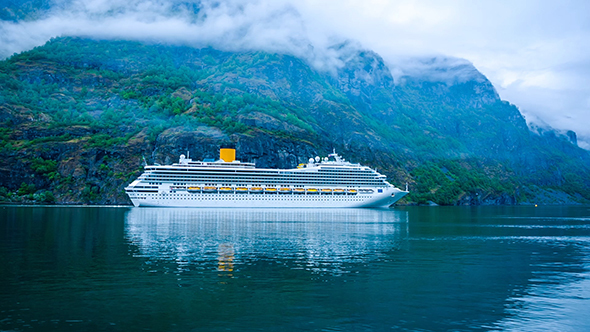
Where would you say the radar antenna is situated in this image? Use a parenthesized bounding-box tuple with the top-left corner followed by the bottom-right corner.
(328, 150, 343, 163)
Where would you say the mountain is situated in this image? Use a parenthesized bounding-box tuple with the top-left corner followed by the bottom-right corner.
(1, 37, 589, 205)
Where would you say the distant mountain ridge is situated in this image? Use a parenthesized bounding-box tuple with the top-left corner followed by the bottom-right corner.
(1, 37, 589, 205)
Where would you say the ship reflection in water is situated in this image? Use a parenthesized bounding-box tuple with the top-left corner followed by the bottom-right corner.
(124, 208, 408, 275)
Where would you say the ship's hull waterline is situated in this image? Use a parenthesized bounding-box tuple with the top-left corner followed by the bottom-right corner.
(130, 187, 407, 208)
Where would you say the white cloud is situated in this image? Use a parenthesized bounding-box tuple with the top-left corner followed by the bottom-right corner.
(1, 0, 590, 146)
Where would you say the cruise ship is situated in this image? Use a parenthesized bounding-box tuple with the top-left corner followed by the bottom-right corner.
(125, 148, 408, 208)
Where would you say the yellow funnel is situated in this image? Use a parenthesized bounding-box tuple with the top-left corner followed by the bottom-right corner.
(220, 148, 236, 162)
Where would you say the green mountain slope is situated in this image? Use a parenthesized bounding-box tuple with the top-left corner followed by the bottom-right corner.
(1, 37, 589, 205)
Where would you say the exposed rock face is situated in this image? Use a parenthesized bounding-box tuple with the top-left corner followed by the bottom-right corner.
(567, 130, 578, 146)
(238, 112, 307, 135)
(457, 192, 517, 206)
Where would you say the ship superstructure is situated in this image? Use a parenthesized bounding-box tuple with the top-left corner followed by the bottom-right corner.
(125, 148, 408, 208)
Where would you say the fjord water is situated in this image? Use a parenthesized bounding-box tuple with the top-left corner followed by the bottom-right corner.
(1, 206, 589, 331)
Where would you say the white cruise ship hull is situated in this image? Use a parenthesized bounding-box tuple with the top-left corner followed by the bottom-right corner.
(130, 187, 408, 208)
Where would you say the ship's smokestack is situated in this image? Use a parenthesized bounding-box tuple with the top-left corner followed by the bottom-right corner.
(220, 147, 236, 162)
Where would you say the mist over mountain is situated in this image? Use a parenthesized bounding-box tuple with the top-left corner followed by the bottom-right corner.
(0, 0, 349, 73)
(1, 1, 590, 205)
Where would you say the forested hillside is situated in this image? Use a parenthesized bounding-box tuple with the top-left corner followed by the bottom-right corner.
(1, 37, 589, 205)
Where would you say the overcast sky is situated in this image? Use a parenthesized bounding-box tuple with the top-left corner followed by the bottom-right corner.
(1, 0, 589, 148)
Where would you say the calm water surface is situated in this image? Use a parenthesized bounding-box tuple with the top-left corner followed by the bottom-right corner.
(1, 205, 589, 331)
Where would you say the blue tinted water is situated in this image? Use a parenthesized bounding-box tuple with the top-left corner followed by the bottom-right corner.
(1, 206, 589, 331)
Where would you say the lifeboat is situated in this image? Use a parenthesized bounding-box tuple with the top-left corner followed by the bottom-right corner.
(279, 187, 292, 194)
(187, 186, 201, 193)
(321, 188, 333, 195)
(219, 187, 234, 193)
(249, 187, 263, 194)
(333, 188, 345, 195)
(264, 187, 277, 194)
(203, 186, 218, 193)
(293, 188, 306, 194)
(347, 189, 358, 195)
(235, 187, 248, 194)
(306, 188, 318, 194)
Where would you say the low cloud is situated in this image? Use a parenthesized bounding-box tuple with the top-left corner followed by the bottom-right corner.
(388, 56, 488, 86)
(0, 0, 349, 72)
